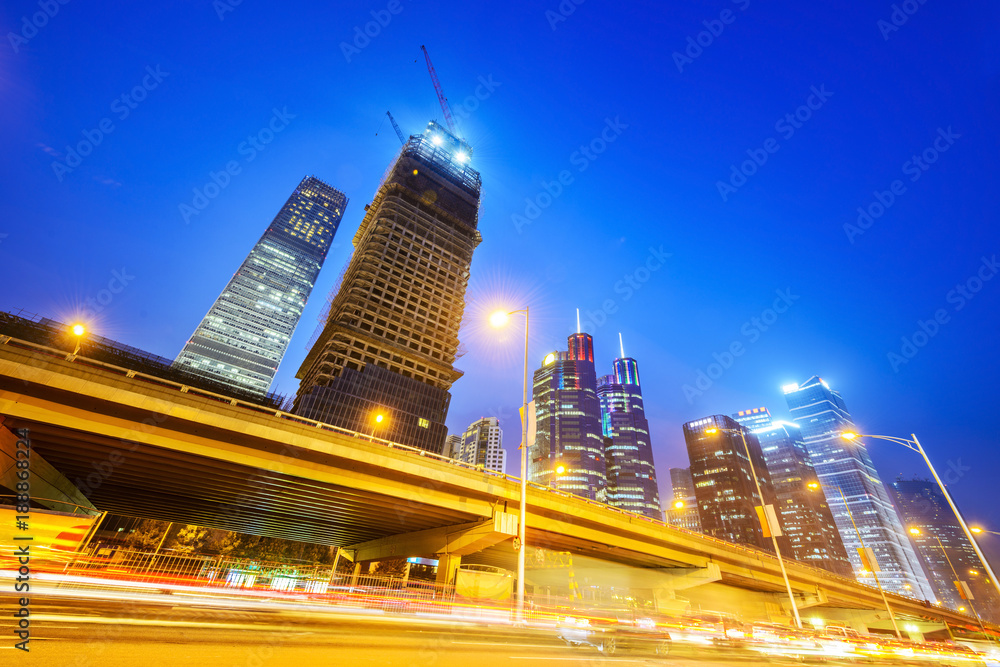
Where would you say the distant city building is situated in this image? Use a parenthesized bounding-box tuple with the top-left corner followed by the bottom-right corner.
(682, 414, 779, 551)
(175, 176, 346, 396)
(530, 332, 607, 502)
(666, 467, 702, 532)
(294, 122, 482, 453)
(890, 479, 1000, 622)
(444, 434, 462, 460)
(458, 417, 505, 473)
(734, 408, 852, 577)
(784, 376, 935, 600)
(596, 345, 661, 519)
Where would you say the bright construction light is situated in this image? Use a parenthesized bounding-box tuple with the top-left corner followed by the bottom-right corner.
(455, 151, 468, 163)
(841, 432, 859, 440)
(431, 135, 443, 146)
(782, 383, 800, 394)
(489, 311, 509, 328)
(544, 353, 556, 365)
(673, 501, 685, 509)
(71, 323, 85, 336)
(705, 427, 719, 434)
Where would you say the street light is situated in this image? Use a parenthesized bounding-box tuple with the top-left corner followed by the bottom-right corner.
(70, 323, 86, 357)
(704, 425, 802, 629)
(841, 431, 1000, 603)
(908, 527, 992, 642)
(971, 527, 1000, 537)
(810, 481, 902, 639)
(370, 410, 388, 439)
(490, 306, 530, 625)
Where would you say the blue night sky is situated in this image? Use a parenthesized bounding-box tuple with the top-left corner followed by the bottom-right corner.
(3, 2, 999, 559)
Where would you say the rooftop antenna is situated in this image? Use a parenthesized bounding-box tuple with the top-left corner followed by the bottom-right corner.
(576, 308, 581, 334)
(619, 332, 625, 359)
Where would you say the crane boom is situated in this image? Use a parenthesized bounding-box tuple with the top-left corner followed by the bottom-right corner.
(386, 111, 405, 144)
(420, 45, 457, 135)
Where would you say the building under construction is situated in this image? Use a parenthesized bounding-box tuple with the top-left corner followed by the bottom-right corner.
(293, 121, 482, 452)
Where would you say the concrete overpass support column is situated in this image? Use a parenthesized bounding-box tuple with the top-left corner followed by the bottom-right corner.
(436, 554, 461, 587)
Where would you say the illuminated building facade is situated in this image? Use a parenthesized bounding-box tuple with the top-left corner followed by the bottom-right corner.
(890, 480, 1000, 622)
(596, 353, 661, 519)
(784, 376, 935, 600)
(294, 122, 481, 453)
(174, 176, 346, 396)
(683, 414, 778, 551)
(734, 407, 852, 577)
(459, 417, 505, 473)
(530, 333, 607, 502)
(666, 467, 702, 531)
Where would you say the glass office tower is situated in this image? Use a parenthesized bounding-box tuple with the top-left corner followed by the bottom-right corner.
(596, 355, 661, 519)
(294, 122, 481, 453)
(784, 376, 935, 600)
(891, 480, 1000, 622)
(174, 176, 346, 396)
(734, 408, 852, 576)
(530, 333, 607, 501)
(682, 414, 779, 551)
(667, 467, 702, 531)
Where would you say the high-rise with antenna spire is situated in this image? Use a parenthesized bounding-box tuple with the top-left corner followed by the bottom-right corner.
(596, 335, 661, 519)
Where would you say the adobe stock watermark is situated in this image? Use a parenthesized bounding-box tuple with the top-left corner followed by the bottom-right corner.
(213, 0, 243, 20)
(887, 255, 997, 372)
(340, 0, 403, 63)
(179, 107, 295, 223)
(683, 288, 799, 403)
(843, 126, 960, 244)
(51, 65, 169, 182)
(673, 0, 751, 73)
(7, 0, 71, 54)
(578, 246, 672, 332)
(716, 85, 833, 202)
(450, 75, 502, 123)
(545, 0, 586, 30)
(512, 117, 628, 233)
(80, 267, 135, 321)
(878, 0, 929, 41)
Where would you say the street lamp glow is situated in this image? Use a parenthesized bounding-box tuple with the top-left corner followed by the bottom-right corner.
(489, 310, 509, 327)
(374, 413, 385, 424)
(841, 432, 859, 440)
(543, 352, 556, 365)
(807, 482, 819, 490)
(909, 528, 921, 536)
(673, 500, 685, 509)
(704, 427, 718, 434)
(555, 464, 566, 475)
(971, 527, 983, 534)
(72, 323, 85, 336)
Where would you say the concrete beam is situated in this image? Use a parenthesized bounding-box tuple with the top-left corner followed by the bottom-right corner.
(346, 511, 518, 562)
(0, 421, 96, 515)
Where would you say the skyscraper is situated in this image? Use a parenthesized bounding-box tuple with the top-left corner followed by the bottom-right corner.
(784, 376, 935, 600)
(458, 417, 506, 473)
(890, 479, 1000, 622)
(596, 340, 660, 519)
(682, 414, 779, 551)
(174, 176, 346, 396)
(734, 408, 852, 577)
(294, 122, 481, 452)
(444, 434, 463, 460)
(667, 467, 702, 532)
(530, 332, 607, 502)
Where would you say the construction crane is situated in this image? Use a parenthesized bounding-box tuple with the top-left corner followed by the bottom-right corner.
(385, 111, 405, 144)
(420, 45, 457, 135)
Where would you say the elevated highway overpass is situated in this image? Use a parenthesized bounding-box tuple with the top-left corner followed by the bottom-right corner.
(0, 335, 992, 639)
